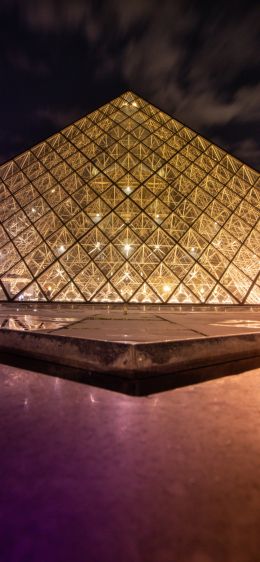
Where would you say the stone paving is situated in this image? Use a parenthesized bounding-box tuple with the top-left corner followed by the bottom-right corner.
(0, 303, 260, 342)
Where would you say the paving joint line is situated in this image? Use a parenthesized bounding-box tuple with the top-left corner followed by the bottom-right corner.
(155, 314, 208, 337)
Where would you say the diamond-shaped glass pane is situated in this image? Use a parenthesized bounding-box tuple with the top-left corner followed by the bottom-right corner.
(1, 90, 259, 303)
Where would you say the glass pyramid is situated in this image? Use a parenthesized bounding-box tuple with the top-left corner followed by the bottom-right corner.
(0, 91, 259, 304)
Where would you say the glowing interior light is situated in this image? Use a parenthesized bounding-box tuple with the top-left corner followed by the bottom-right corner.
(124, 244, 131, 255)
(2, 95, 259, 308)
(93, 213, 101, 223)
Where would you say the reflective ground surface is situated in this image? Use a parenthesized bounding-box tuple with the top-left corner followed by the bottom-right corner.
(0, 303, 259, 340)
(1, 364, 260, 562)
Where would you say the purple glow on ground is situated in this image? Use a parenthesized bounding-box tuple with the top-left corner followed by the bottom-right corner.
(1, 364, 260, 562)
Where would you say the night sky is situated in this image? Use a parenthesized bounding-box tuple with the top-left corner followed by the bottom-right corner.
(0, 0, 259, 171)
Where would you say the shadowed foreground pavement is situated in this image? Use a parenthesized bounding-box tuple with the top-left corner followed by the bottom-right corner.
(1, 364, 260, 562)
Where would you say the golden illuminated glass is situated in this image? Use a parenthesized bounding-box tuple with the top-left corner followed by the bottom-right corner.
(0, 91, 259, 303)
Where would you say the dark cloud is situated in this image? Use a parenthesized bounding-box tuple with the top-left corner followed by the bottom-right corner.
(5, 0, 90, 31)
(155, 81, 260, 130)
(232, 139, 260, 164)
(8, 50, 49, 75)
(0, 0, 259, 169)
(35, 107, 84, 130)
(189, 6, 260, 83)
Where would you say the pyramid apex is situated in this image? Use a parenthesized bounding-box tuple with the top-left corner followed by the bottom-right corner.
(0, 87, 259, 304)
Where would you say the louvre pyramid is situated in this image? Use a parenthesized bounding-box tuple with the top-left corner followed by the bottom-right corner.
(0, 91, 259, 304)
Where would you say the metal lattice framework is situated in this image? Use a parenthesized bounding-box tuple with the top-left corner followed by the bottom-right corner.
(0, 91, 259, 304)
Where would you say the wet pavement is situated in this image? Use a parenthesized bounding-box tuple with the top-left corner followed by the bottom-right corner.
(1, 363, 260, 562)
(0, 303, 260, 342)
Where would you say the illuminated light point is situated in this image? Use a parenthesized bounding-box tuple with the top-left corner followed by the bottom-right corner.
(93, 213, 101, 223)
(124, 244, 131, 256)
(0, 91, 259, 307)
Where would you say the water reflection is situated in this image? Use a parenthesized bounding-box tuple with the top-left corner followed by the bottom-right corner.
(0, 315, 77, 331)
(211, 319, 260, 329)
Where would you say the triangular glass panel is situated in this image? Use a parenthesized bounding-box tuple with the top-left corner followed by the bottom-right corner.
(54, 282, 85, 302)
(0, 90, 258, 304)
(2, 261, 32, 298)
(130, 283, 161, 303)
(94, 282, 123, 302)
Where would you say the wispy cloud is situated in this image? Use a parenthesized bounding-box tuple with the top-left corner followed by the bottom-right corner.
(8, 50, 50, 75)
(35, 107, 83, 129)
(1, 0, 259, 169)
(230, 139, 260, 166)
